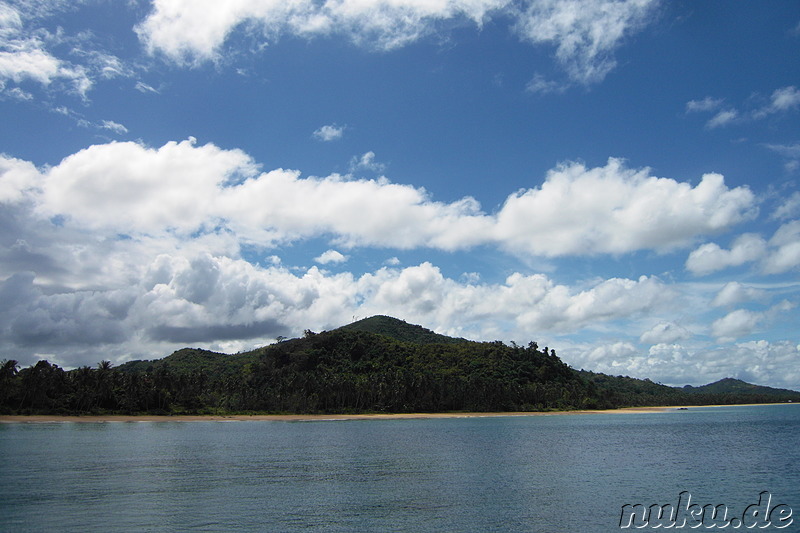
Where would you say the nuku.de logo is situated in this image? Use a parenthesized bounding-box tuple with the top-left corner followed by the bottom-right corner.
(619, 491, 793, 529)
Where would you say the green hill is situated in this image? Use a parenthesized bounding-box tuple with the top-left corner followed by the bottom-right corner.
(681, 378, 800, 398)
(340, 315, 468, 345)
(117, 347, 258, 378)
(3, 315, 799, 415)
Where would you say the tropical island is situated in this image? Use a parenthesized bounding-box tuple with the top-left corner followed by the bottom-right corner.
(1, 316, 798, 416)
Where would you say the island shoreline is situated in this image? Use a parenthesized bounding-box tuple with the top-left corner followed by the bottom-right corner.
(1, 403, 794, 423)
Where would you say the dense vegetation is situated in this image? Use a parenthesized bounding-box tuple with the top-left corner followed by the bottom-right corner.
(2, 316, 799, 415)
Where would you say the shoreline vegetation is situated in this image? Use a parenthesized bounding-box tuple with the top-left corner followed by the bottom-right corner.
(2, 404, 796, 423)
(3, 317, 799, 417)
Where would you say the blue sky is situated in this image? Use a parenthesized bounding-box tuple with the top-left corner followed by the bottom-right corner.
(1, 0, 799, 389)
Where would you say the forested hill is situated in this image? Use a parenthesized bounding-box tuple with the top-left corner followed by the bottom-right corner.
(680, 378, 800, 397)
(2, 316, 799, 415)
(341, 315, 468, 344)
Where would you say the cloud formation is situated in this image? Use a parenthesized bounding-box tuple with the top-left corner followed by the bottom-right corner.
(18, 140, 757, 258)
(688, 85, 800, 129)
(686, 222, 800, 276)
(513, 0, 657, 84)
(135, 0, 659, 84)
(313, 124, 345, 141)
(0, 137, 763, 369)
(0, 2, 92, 96)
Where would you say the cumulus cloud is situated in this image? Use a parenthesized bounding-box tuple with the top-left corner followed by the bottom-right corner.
(712, 282, 766, 308)
(639, 321, 691, 344)
(0, 154, 39, 203)
(762, 220, 800, 274)
(494, 158, 755, 257)
(0, 237, 677, 368)
(313, 124, 345, 141)
(685, 233, 767, 275)
(711, 301, 794, 343)
(686, 222, 800, 276)
(8, 141, 756, 259)
(314, 249, 348, 264)
(135, 0, 659, 84)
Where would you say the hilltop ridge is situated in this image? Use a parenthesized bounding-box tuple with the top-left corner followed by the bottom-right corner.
(340, 315, 468, 345)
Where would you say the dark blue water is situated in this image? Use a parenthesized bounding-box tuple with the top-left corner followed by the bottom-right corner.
(1, 405, 798, 532)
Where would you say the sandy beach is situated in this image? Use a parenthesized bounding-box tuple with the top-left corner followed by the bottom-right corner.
(0, 405, 738, 423)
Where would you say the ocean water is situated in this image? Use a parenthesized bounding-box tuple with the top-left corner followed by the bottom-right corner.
(1, 405, 798, 532)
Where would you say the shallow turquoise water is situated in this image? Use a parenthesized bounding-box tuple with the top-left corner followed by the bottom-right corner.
(1, 405, 798, 532)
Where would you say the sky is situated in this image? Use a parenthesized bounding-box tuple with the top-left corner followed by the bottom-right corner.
(0, 0, 799, 389)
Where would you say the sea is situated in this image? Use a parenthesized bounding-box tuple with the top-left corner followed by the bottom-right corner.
(1, 404, 798, 532)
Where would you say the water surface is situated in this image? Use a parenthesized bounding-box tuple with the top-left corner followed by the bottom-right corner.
(1, 405, 798, 532)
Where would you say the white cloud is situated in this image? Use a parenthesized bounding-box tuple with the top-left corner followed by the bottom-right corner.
(135, 0, 507, 63)
(100, 120, 128, 135)
(712, 282, 766, 308)
(687, 222, 800, 276)
(3, 141, 755, 259)
(314, 249, 348, 264)
(513, 0, 659, 84)
(710, 308, 760, 343)
(495, 158, 756, 257)
(705, 109, 738, 129)
(639, 321, 691, 344)
(765, 143, 800, 175)
(754, 85, 800, 118)
(6, 86, 31, 99)
(685, 96, 723, 113)
(136, 0, 658, 84)
(711, 301, 794, 343)
(525, 73, 568, 94)
(349, 151, 385, 173)
(691, 86, 800, 129)
(0, 3, 93, 96)
(763, 220, 800, 274)
(685, 233, 767, 275)
(134, 81, 159, 94)
(0, 229, 677, 368)
(313, 124, 345, 141)
(0, 154, 40, 203)
(563, 338, 800, 389)
(39, 138, 259, 235)
(772, 191, 800, 220)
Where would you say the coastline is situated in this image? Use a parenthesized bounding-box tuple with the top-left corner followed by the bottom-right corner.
(2, 404, 793, 423)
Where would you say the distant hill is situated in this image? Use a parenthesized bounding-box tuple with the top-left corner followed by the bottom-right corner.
(340, 315, 467, 345)
(681, 377, 800, 397)
(117, 347, 257, 377)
